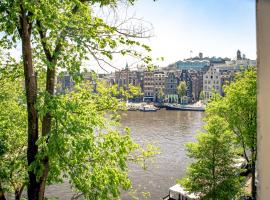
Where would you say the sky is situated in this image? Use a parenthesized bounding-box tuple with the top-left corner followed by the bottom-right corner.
(111, 0, 256, 70)
(7, 0, 256, 73)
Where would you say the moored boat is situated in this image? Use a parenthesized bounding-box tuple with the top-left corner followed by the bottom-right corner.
(162, 184, 199, 200)
(165, 104, 205, 112)
(139, 105, 158, 112)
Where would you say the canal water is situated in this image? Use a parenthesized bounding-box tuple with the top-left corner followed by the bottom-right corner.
(120, 109, 204, 200)
(45, 109, 204, 200)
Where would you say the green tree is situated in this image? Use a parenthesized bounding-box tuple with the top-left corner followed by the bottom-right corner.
(177, 81, 187, 104)
(118, 84, 142, 102)
(156, 88, 165, 102)
(36, 82, 157, 199)
(206, 67, 257, 198)
(128, 84, 143, 101)
(0, 1, 156, 199)
(199, 91, 205, 101)
(180, 116, 244, 200)
(0, 66, 27, 200)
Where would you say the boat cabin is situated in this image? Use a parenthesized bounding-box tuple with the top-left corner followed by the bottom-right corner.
(234, 157, 247, 169)
(163, 184, 199, 200)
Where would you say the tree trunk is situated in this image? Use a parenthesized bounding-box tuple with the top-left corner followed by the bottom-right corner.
(212, 149, 216, 200)
(38, 64, 56, 200)
(19, 5, 40, 200)
(15, 185, 24, 200)
(251, 149, 257, 199)
(35, 4, 75, 199)
(0, 192, 6, 200)
(0, 185, 6, 200)
(15, 190, 22, 200)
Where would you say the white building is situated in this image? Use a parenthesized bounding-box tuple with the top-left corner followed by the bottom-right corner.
(203, 66, 222, 101)
(203, 58, 256, 101)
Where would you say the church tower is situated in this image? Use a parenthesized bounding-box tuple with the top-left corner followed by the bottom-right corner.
(237, 50, 242, 60)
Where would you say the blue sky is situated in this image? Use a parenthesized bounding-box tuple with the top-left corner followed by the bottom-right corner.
(122, 0, 256, 68)
(7, 0, 256, 72)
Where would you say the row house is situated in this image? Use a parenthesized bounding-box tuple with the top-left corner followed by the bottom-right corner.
(202, 56, 256, 100)
(143, 70, 170, 102)
(162, 69, 204, 103)
(115, 68, 142, 89)
(203, 66, 222, 101)
(143, 70, 155, 101)
(179, 69, 193, 102)
(164, 71, 179, 95)
(219, 69, 237, 96)
(202, 65, 256, 101)
(220, 72, 233, 96)
(153, 71, 166, 101)
(57, 71, 98, 93)
(114, 67, 144, 101)
(57, 73, 75, 93)
(189, 70, 202, 102)
(178, 69, 203, 103)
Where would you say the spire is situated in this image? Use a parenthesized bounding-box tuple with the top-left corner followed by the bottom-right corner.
(237, 50, 242, 60)
(125, 62, 129, 69)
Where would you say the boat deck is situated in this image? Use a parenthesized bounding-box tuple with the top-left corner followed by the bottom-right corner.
(162, 195, 177, 200)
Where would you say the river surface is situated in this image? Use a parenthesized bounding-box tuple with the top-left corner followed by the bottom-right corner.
(120, 109, 204, 200)
(44, 109, 204, 200)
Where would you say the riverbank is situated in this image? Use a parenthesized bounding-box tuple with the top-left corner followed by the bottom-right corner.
(126, 101, 206, 112)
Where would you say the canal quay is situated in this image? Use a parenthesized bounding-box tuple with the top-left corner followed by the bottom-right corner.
(45, 109, 204, 200)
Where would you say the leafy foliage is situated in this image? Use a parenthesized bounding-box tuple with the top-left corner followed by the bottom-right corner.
(177, 81, 187, 97)
(37, 81, 157, 199)
(206, 67, 257, 197)
(207, 68, 257, 156)
(0, 0, 158, 199)
(156, 88, 165, 102)
(180, 68, 257, 199)
(0, 66, 27, 198)
(117, 84, 143, 101)
(180, 116, 244, 200)
(177, 81, 187, 103)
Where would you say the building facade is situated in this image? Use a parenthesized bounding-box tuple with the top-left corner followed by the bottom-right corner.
(57, 73, 75, 93)
(189, 70, 202, 102)
(153, 71, 166, 102)
(115, 68, 142, 89)
(143, 70, 155, 101)
(175, 60, 210, 70)
(165, 71, 179, 95)
(203, 66, 222, 101)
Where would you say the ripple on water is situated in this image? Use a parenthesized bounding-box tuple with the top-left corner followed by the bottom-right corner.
(45, 109, 204, 200)
(120, 109, 204, 200)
